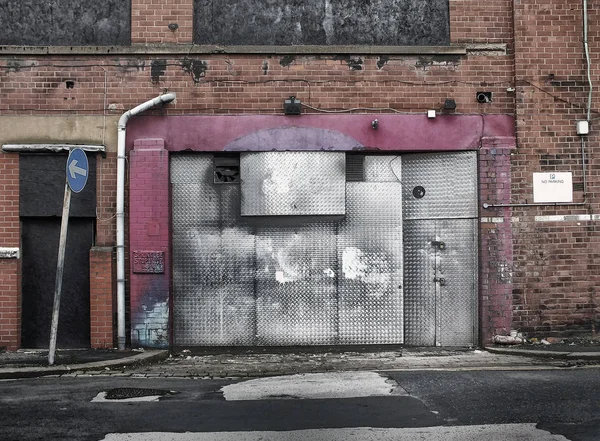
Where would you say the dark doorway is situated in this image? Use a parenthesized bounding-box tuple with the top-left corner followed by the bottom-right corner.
(21, 218, 94, 348)
(19, 154, 96, 348)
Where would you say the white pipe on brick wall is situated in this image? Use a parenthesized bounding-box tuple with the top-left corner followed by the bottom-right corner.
(116, 93, 176, 351)
(583, 0, 593, 122)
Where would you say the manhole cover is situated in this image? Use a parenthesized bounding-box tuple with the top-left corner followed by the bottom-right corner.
(92, 388, 178, 402)
(106, 388, 172, 400)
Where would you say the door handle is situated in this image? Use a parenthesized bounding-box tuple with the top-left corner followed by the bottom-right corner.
(431, 241, 446, 250)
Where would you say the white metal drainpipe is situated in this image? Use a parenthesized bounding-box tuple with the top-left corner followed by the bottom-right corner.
(116, 93, 176, 350)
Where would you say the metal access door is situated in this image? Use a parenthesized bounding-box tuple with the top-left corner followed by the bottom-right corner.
(402, 152, 478, 346)
(404, 219, 477, 346)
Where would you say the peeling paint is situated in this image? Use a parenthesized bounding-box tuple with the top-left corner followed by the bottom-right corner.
(377, 55, 389, 70)
(347, 58, 363, 71)
(6, 60, 23, 73)
(119, 60, 145, 73)
(415, 55, 460, 70)
(150, 60, 167, 84)
(181, 59, 208, 83)
(279, 55, 295, 67)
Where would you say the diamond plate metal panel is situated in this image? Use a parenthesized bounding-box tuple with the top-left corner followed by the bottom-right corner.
(403, 220, 436, 346)
(172, 154, 255, 346)
(363, 156, 401, 182)
(402, 151, 478, 220)
(338, 182, 403, 345)
(437, 219, 477, 346)
(170, 155, 213, 184)
(240, 152, 346, 216)
(173, 284, 255, 346)
(255, 224, 337, 345)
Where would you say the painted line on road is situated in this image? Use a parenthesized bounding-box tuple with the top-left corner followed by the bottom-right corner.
(100, 424, 569, 440)
(220, 371, 403, 401)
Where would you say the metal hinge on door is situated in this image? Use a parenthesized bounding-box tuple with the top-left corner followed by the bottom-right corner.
(434, 277, 447, 286)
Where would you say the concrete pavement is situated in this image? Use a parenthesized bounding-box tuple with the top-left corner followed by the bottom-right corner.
(1, 343, 599, 380)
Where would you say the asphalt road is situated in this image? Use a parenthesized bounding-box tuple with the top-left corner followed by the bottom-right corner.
(0, 368, 598, 440)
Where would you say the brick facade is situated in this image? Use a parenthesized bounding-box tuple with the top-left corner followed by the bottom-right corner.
(508, 0, 600, 337)
(0, 153, 20, 350)
(0, 0, 598, 348)
(89, 247, 115, 348)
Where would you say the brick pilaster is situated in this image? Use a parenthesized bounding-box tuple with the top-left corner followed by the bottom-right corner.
(128, 139, 170, 348)
(89, 247, 115, 348)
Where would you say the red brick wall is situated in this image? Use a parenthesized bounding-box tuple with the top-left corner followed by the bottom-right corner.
(0, 153, 20, 350)
(89, 247, 115, 348)
(131, 0, 193, 44)
(479, 145, 514, 343)
(507, 0, 600, 338)
(96, 154, 118, 247)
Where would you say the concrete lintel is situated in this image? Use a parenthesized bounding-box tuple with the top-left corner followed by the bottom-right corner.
(465, 43, 508, 56)
(0, 248, 19, 259)
(0, 44, 468, 56)
(2, 144, 105, 154)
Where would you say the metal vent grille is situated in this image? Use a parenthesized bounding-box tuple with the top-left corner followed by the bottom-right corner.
(346, 155, 364, 181)
(214, 156, 240, 184)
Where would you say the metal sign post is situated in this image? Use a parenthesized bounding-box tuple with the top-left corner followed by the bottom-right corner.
(48, 148, 88, 366)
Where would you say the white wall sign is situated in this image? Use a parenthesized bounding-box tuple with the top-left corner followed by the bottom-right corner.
(0, 247, 19, 259)
(533, 172, 573, 203)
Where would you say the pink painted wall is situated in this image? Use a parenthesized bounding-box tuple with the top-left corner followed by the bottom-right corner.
(127, 114, 515, 152)
(129, 139, 171, 348)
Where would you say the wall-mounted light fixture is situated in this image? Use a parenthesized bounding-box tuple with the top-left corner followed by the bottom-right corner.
(427, 110, 436, 119)
(284, 96, 302, 115)
(371, 119, 379, 130)
(168, 23, 179, 31)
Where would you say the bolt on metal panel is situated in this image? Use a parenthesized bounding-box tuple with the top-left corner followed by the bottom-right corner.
(240, 152, 346, 216)
(402, 151, 477, 220)
(338, 182, 403, 345)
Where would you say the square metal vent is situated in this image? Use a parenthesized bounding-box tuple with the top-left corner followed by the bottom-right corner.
(346, 155, 365, 181)
(214, 156, 240, 184)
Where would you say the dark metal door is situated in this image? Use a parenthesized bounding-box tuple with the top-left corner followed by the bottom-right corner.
(19, 154, 96, 349)
(21, 218, 93, 348)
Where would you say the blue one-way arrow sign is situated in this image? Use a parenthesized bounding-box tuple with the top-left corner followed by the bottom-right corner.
(66, 148, 88, 193)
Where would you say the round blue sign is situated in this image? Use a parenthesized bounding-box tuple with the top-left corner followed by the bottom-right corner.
(66, 148, 89, 193)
